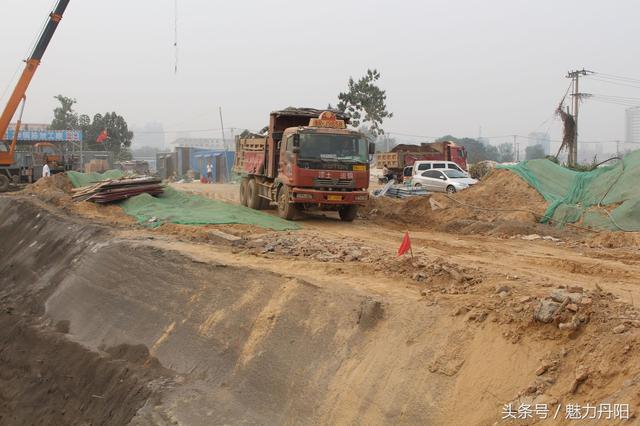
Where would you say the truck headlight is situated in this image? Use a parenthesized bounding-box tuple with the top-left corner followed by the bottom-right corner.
(295, 193, 313, 199)
(355, 194, 369, 201)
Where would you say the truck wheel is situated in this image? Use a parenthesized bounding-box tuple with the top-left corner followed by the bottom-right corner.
(0, 175, 9, 193)
(277, 186, 297, 220)
(247, 179, 263, 210)
(339, 205, 359, 222)
(240, 178, 249, 206)
(259, 197, 271, 210)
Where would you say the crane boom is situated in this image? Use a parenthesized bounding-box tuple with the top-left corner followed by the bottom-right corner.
(0, 0, 70, 166)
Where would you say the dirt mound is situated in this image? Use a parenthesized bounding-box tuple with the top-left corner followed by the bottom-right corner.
(18, 173, 134, 225)
(585, 231, 640, 249)
(27, 173, 73, 193)
(362, 169, 553, 237)
(431, 168, 547, 222)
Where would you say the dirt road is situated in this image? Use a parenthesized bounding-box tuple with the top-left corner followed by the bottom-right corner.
(175, 180, 640, 306)
(2, 178, 640, 425)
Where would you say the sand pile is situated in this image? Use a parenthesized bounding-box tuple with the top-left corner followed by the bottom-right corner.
(362, 169, 557, 237)
(585, 231, 640, 249)
(19, 173, 134, 225)
(21, 173, 73, 204)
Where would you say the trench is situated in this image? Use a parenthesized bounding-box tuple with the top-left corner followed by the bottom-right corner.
(0, 196, 547, 425)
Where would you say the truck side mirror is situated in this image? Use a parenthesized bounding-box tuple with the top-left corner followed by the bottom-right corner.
(369, 142, 376, 155)
(292, 134, 300, 153)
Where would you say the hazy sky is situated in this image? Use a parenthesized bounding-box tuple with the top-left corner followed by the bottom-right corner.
(1, 0, 639, 152)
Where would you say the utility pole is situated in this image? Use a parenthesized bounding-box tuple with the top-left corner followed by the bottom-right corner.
(512, 135, 517, 162)
(219, 106, 230, 182)
(566, 69, 593, 166)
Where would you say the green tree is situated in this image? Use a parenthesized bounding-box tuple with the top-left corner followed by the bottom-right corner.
(525, 144, 546, 160)
(50, 95, 78, 130)
(85, 112, 133, 156)
(337, 69, 392, 137)
(497, 142, 514, 162)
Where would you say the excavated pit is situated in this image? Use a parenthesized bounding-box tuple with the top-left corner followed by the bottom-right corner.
(2, 196, 639, 425)
(0, 197, 459, 424)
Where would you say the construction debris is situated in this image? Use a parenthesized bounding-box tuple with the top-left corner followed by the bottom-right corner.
(372, 184, 429, 198)
(71, 176, 164, 203)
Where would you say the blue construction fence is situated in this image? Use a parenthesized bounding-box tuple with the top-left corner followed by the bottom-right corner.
(175, 147, 235, 182)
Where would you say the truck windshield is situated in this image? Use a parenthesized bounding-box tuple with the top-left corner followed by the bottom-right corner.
(299, 133, 367, 163)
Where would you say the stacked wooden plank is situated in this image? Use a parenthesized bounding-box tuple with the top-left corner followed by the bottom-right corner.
(72, 176, 164, 203)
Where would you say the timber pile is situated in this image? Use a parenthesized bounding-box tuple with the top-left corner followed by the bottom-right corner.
(72, 176, 164, 203)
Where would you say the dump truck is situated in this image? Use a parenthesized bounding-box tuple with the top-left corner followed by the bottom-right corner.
(375, 141, 468, 181)
(233, 108, 374, 221)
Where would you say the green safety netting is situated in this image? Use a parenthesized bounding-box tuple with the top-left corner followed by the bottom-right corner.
(66, 170, 299, 231)
(498, 150, 640, 231)
(120, 187, 299, 230)
(67, 170, 125, 187)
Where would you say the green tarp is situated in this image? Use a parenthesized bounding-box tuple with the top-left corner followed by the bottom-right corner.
(498, 150, 640, 231)
(67, 170, 299, 231)
(67, 170, 125, 187)
(120, 187, 298, 230)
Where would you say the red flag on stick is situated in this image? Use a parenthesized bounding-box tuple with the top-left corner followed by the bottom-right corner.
(397, 231, 413, 257)
(96, 130, 108, 143)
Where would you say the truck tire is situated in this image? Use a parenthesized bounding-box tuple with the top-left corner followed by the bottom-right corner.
(259, 197, 271, 210)
(0, 175, 9, 193)
(277, 186, 297, 220)
(240, 178, 249, 206)
(247, 179, 263, 210)
(338, 205, 359, 222)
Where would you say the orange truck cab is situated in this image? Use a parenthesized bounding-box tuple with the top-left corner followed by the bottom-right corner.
(34, 142, 62, 168)
(234, 108, 374, 221)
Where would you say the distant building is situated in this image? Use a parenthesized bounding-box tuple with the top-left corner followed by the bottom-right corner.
(171, 137, 232, 151)
(625, 106, 640, 151)
(9, 122, 50, 132)
(132, 122, 166, 149)
(528, 132, 551, 155)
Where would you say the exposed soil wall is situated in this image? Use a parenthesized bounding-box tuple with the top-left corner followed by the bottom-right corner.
(0, 199, 167, 425)
(2, 196, 640, 425)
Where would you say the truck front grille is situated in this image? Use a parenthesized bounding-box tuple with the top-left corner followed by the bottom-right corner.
(313, 178, 355, 188)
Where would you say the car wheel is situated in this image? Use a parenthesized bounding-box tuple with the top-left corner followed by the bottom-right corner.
(413, 183, 422, 188)
(446, 185, 456, 194)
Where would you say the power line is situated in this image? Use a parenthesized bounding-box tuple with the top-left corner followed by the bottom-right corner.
(586, 76, 640, 90)
(593, 72, 640, 84)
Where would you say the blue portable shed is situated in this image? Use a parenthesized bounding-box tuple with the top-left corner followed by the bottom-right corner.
(190, 148, 235, 182)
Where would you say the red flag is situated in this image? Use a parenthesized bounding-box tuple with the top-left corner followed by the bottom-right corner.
(96, 130, 108, 143)
(397, 231, 412, 257)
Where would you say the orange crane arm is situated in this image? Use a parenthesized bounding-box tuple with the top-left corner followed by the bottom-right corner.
(0, 0, 70, 165)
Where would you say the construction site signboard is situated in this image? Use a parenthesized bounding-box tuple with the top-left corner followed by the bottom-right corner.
(3, 129, 83, 142)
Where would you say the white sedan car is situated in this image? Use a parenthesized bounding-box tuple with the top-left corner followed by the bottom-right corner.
(412, 169, 478, 193)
